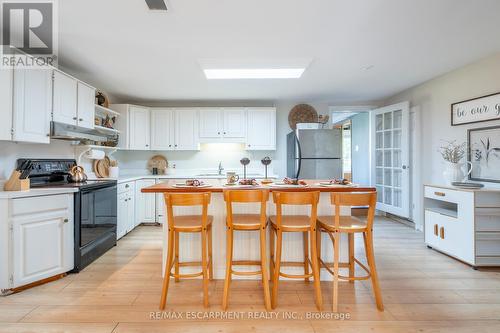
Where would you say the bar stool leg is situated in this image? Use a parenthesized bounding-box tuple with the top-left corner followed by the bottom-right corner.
(310, 228, 323, 311)
(160, 229, 175, 310)
(208, 225, 213, 280)
(201, 228, 209, 307)
(364, 231, 384, 311)
(222, 227, 233, 310)
(174, 232, 180, 282)
(271, 230, 283, 309)
(303, 231, 310, 283)
(332, 231, 340, 313)
(269, 227, 275, 279)
(259, 226, 272, 311)
(316, 228, 322, 263)
(348, 233, 355, 283)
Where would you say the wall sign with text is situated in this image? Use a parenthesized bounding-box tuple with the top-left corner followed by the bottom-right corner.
(451, 92, 500, 126)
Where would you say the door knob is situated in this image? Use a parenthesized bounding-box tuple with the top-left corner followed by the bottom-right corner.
(63, 218, 69, 223)
(79, 118, 83, 122)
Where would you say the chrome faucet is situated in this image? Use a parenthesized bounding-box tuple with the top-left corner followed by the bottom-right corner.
(218, 161, 224, 175)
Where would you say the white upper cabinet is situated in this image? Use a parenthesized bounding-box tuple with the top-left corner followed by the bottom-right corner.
(0, 67, 13, 141)
(246, 107, 276, 150)
(12, 67, 52, 143)
(175, 108, 199, 150)
(129, 106, 151, 150)
(199, 108, 245, 142)
(52, 70, 95, 129)
(151, 108, 175, 150)
(199, 108, 221, 139)
(52, 70, 77, 125)
(222, 108, 246, 139)
(76, 82, 95, 129)
(150, 108, 199, 151)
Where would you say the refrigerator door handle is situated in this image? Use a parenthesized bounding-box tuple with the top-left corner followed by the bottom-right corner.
(295, 133, 302, 179)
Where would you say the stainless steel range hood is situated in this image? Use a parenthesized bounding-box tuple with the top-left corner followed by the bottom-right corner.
(50, 122, 111, 142)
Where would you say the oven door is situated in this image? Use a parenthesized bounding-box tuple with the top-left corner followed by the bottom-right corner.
(79, 184, 117, 248)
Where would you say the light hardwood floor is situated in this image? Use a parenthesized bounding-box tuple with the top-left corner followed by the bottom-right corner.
(1, 218, 500, 333)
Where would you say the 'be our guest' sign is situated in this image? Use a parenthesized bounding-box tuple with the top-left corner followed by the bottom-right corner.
(452, 92, 500, 126)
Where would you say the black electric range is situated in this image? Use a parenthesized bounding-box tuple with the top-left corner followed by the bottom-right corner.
(17, 159, 118, 272)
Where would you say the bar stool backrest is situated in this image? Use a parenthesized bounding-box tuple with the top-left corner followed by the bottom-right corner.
(223, 190, 269, 228)
(331, 192, 377, 230)
(272, 191, 320, 229)
(164, 192, 211, 229)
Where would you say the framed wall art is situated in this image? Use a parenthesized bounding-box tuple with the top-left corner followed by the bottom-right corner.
(451, 92, 500, 126)
(468, 125, 500, 183)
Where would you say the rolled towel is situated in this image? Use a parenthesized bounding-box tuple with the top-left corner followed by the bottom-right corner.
(86, 149, 105, 160)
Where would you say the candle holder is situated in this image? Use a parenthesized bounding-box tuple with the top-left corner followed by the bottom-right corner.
(240, 157, 250, 179)
(261, 156, 273, 184)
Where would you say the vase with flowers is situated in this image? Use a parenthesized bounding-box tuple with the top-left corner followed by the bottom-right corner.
(438, 140, 472, 184)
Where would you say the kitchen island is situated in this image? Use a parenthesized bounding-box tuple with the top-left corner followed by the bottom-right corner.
(142, 180, 376, 280)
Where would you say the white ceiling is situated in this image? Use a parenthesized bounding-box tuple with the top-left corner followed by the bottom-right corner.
(58, 0, 500, 103)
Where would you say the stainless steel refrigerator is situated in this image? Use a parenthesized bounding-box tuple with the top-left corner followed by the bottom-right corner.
(287, 128, 343, 179)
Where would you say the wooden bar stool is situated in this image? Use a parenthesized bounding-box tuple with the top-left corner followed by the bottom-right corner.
(159, 192, 213, 309)
(269, 191, 323, 310)
(317, 192, 383, 312)
(222, 189, 271, 311)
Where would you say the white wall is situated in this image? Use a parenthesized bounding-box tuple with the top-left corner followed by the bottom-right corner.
(0, 141, 76, 180)
(351, 113, 371, 184)
(383, 52, 500, 187)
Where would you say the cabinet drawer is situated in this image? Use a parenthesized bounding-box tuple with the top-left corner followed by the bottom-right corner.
(476, 232, 500, 256)
(11, 194, 71, 216)
(118, 181, 135, 194)
(424, 186, 463, 204)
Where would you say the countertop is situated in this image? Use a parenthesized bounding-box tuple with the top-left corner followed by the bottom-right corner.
(89, 173, 278, 184)
(142, 179, 375, 193)
(424, 184, 500, 193)
(0, 187, 79, 199)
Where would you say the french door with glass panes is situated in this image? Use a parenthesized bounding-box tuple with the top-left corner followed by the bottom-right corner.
(371, 102, 410, 218)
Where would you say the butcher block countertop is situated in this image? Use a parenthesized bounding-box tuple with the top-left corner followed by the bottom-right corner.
(141, 179, 375, 193)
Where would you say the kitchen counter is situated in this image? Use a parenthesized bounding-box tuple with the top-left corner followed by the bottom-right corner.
(90, 173, 278, 184)
(0, 187, 78, 199)
(142, 179, 375, 193)
(142, 179, 375, 281)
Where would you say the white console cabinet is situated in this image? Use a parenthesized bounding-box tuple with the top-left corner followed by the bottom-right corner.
(424, 185, 500, 267)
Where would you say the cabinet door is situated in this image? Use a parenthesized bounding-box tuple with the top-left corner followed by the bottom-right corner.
(151, 108, 175, 150)
(222, 108, 246, 139)
(155, 179, 169, 224)
(246, 108, 276, 150)
(117, 192, 128, 239)
(77, 82, 95, 129)
(127, 191, 136, 232)
(129, 106, 150, 150)
(175, 108, 199, 150)
(199, 108, 222, 139)
(136, 179, 156, 224)
(52, 70, 77, 125)
(11, 204, 73, 287)
(12, 67, 52, 143)
(424, 210, 439, 248)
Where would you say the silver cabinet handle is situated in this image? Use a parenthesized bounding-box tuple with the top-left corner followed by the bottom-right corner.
(63, 218, 69, 223)
(79, 118, 83, 122)
(125, 184, 129, 188)
(73, 117, 77, 120)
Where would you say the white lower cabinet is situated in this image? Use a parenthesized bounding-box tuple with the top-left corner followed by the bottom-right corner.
(136, 179, 156, 225)
(1, 194, 74, 290)
(117, 181, 136, 239)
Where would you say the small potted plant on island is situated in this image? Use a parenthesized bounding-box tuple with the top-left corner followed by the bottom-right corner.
(438, 140, 472, 185)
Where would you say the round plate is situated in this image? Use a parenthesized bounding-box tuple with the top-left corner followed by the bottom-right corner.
(288, 104, 318, 130)
(174, 184, 212, 188)
(270, 183, 307, 187)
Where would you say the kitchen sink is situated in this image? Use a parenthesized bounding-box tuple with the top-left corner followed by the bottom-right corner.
(195, 173, 223, 177)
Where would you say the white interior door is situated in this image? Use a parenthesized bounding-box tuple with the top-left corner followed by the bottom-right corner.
(371, 102, 410, 218)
